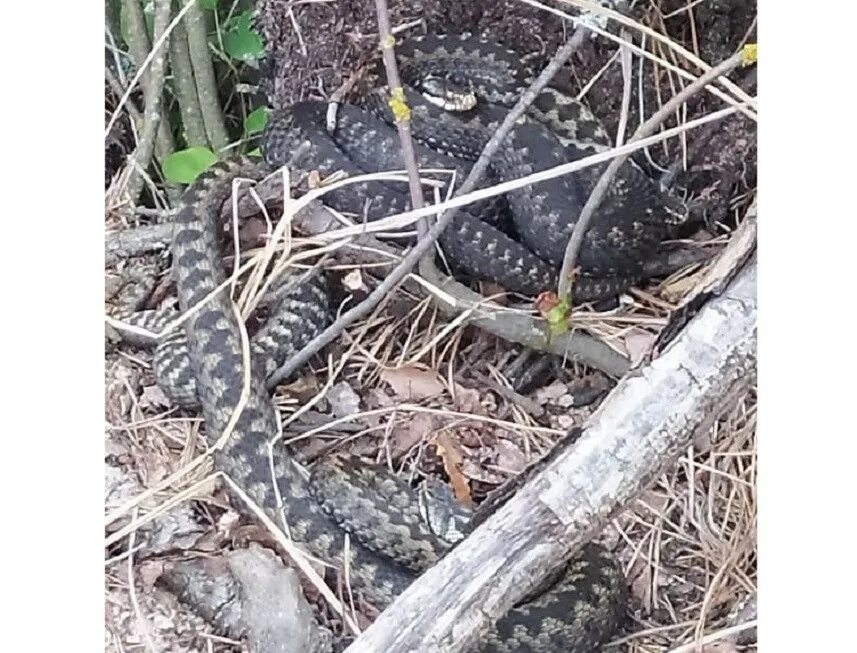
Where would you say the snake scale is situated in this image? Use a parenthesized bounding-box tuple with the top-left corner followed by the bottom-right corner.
(114, 34, 680, 651)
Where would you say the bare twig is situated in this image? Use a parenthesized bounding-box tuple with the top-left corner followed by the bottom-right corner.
(373, 0, 426, 218)
(185, 0, 229, 151)
(557, 49, 750, 300)
(121, 0, 174, 203)
(105, 65, 142, 127)
(420, 263, 631, 377)
(616, 28, 633, 147)
(518, 0, 756, 121)
(105, 0, 199, 139)
(268, 28, 590, 386)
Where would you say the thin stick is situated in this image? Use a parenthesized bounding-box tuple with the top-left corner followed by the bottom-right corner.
(517, 0, 756, 121)
(666, 620, 757, 653)
(555, 0, 756, 110)
(122, 0, 173, 203)
(616, 29, 633, 147)
(267, 29, 589, 386)
(557, 50, 749, 300)
(105, 0, 197, 139)
(373, 0, 426, 218)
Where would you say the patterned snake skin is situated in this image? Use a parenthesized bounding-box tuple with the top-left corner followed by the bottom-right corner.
(162, 159, 626, 652)
(261, 32, 685, 301)
(114, 33, 670, 651)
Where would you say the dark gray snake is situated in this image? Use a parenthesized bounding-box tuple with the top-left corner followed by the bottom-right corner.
(264, 32, 686, 301)
(112, 34, 680, 651)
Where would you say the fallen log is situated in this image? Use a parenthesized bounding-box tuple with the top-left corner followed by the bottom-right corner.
(344, 257, 757, 653)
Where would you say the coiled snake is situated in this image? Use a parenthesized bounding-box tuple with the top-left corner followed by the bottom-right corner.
(115, 34, 688, 651)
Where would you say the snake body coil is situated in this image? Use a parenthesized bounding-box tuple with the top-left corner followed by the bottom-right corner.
(124, 34, 657, 652)
(166, 159, 626, 652)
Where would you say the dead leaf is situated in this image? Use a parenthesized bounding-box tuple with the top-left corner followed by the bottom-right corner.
(138, 560, 167, 592)
(493, 439, 528, 474)
(325, 381, 360, 418)
(534, 290, 561, 316)
(623, 329, 656, 366)
(389, 413, 435, 459)
(139, 384, 171, 410)
(342, 269, 365, 292)
(380, 365, 445, 400)
(638, 490, 671, 516)
(435, 433, 472, 505)
(660, 273, 701, 302)
(238, 216, 268, 248)
(452, 383, 481, 414)
(459, 458, 506, 485)
(365, 387, 395, 410)
(534, 380, 568, 405)
(628, 559, 653, 612)
(478, 281, 508, 304)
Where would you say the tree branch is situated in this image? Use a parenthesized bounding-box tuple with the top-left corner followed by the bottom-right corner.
(373, 0, 426, 219)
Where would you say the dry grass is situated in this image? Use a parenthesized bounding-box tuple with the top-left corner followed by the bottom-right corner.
(104, 1, 757, 651)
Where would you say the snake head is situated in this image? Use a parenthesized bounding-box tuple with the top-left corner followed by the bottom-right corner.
(418, 73, 478, 112)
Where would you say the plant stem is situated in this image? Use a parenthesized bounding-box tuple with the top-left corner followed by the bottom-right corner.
(184, 1, 229, 151)
(123, 0, 174, 204)
(168, 3, 209, 147)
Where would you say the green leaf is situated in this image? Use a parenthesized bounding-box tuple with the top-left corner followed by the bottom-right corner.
(247, 147, 262, 157)
(225, 9, 253, 32)
(162, 147, 217, 184)
(223, 10, 264, 61)
(223, 29, 264, 61)
(244, 107, 268, 135)
(199, 0, 220, 9)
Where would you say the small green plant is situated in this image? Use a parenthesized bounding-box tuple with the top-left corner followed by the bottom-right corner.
(244, 106, 268, 135)
(223, 9, 264, 62)
(162, 146, 217, 183)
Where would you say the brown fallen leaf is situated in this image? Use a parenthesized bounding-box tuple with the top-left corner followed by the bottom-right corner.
(435, 433, 472, 505)
(138, 560, 167, 592)
(139, 383, 171, 410)
(388, 413, 436, 460)
(660, 271, 703, 302)
(380, 365, 445, 401)
(533, 380, 568, 405)
(459, 458, 507, 485)
(238, 216, 268, 249)
(452, 383, 482, 414)
(493, 438, 528, 474)
(628, 558, 654, 613)
(325, 381, 360, 419)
